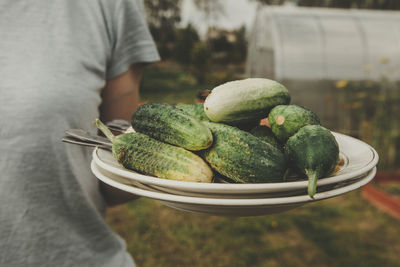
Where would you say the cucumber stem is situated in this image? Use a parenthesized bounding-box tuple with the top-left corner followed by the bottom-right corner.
(93, 119, 116, 143)
(306, 170, 318, 199)
(275, 115, 285, 125)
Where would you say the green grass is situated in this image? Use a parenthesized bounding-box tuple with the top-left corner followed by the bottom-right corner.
(139, 62, 211, 104)
(139, 61, 244, 104)
(107, 191, 400, 267)
(376, 183, 400, 199)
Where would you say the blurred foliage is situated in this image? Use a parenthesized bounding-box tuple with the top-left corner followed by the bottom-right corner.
(208, 32, 231, 54)
(143, 0, 247, 83)
(231, 26, 248, 63)
(298, 0, 400, 9)
(140, 62, 210, 104)
(144, 0, 182, 58)
(159, 24, 247, 83)
(252, 0, 400, 9)
(174, 24, 200, 65)
(286, 76, 400, 171)
(190, 42, 211, 84)
(193, 0, 225, 25)
(208, 26, 248, 64)
(140, 61, 245, 104)
(144, 0, 182, 28)
(332, 72, 400, 171)
(252, 0, 286, 5)
(205, 67, 242, 86)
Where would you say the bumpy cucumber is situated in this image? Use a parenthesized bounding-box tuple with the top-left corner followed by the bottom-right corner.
(131, 103, 213, 151)
(176, 103, 210, 121)
(204, 78, 290, 124)
(249, 125, 282, 150)
(201, 122, 287, 183)
(284, 125, 339, 198)
(233, 119, 261, 131)
(268, 104, 320, 142)
(94, 119, 213, 183)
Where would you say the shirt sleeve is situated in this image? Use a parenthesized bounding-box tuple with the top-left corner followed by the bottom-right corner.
(106, 0, 160, 80)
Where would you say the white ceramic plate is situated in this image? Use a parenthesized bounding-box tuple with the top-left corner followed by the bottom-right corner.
(93, 160, 369, 199)
(91, 161, 376, 216)
(92, 132, 378, 195)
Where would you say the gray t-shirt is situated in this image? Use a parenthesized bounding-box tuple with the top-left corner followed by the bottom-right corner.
(0, 1, 159, 266)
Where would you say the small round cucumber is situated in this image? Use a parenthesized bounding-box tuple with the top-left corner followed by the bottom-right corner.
(284, 125, 339, 198)
(268, 104, 320, 142)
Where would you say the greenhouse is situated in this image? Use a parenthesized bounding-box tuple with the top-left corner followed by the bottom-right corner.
(246, 6, 400, 81)
(246, 6, 400, 170)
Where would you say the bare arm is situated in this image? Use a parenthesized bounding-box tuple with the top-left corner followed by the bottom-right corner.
(99, 64, 144, 206)
(100, 64, 143, 123)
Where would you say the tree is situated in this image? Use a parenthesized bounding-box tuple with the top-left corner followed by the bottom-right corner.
(191, 42, 211, 83)
(208, 33, 232, 53)
(250, 0, 286, 5)
(143, 0, 183, 58)
(231, 26, 247, 63)
(174, 24, 200, 65)
(193, 0, 225, 28)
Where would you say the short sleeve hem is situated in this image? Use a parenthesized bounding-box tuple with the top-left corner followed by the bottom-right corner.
(106, 41, 160, 80)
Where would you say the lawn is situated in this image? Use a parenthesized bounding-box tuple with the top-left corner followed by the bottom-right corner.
(139, 61, 244, 104)
(139, 62, 208, 104)
(107, 191, 400, 267)
(106, 62, 400, 267)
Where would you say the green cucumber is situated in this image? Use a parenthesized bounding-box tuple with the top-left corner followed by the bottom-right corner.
(131, 103, 213, 151)
(268, 104, 320, 142)
(204, 78, 291, 124)
(201, 122, 287, 183)
(94, 119, 213, 183)
(284, 125, 339, 198)
(249, 125, 282, 150)
(231, 119, 261, 132)
(176, 103, 210, 121)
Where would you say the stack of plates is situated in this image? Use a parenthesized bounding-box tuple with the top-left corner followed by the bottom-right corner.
(91, 132, 378, 216)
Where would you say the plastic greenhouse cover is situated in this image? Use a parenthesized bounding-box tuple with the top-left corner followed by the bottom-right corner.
(249, 6, 400, 81)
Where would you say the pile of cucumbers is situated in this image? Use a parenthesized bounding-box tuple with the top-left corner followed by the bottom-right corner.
(95, 78, 339, 198)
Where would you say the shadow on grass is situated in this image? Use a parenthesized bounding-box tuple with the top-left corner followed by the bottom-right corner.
(292, 213, 385, 267)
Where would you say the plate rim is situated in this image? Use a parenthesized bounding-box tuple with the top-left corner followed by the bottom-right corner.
(94, 160, 369, 199)
(92, 132, 379, 193)
(91, 160, 376, 206)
